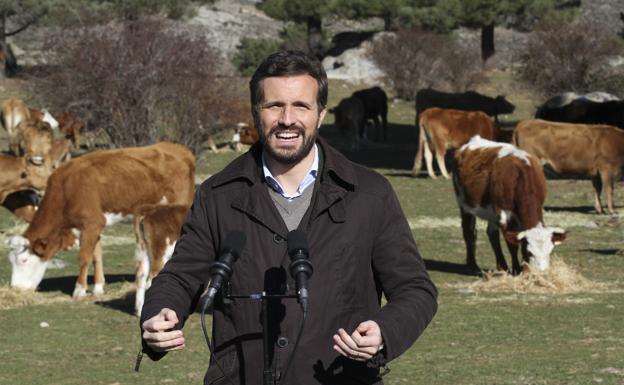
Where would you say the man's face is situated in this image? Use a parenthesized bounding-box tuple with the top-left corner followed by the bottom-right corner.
(257, 74, 327, 165)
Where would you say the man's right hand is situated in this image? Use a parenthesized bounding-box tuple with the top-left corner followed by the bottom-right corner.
(142, 308, 185, 352)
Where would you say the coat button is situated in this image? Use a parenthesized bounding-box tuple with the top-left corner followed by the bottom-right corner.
(273, 233, 285, 243)
(276, 336, 289, 348)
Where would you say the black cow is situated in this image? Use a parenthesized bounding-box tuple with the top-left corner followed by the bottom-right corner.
(329, 96, 366, 150)
(415, 88, 515, 125)
(536, 99, 624, 129)
(351, 86, 388, 141)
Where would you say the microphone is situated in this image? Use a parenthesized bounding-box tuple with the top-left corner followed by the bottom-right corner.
(200, 231, 246, 312)
(287, 230, 313, 312)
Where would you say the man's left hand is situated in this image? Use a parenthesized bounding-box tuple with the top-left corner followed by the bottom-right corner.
(333, 320, 384, 362)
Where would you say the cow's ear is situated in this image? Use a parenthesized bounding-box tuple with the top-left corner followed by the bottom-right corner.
(504, 231, 521, 245)
(32, 239, 48, 256)
(551, 230, 567, 245)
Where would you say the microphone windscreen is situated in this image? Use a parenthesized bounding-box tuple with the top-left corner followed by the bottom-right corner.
(222, 231, 246, 259)
(287, 230, 308, 254)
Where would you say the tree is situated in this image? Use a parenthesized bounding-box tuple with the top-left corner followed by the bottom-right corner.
(258, 0, 331, 58)
(416, 0, 580, 65)
(328, 0, 433, 31)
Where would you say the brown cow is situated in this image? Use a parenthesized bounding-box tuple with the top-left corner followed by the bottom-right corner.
(513, 119, 624, 214)
(7, 142, 195, 299)
(0, 154, 48, 203)
(15, 119, 54, 167)
(1, 98, 58, 155)
(453, 136, 566, 274)
(413, 107, 499, 179)
(134, 204, 189, 316)
(53, 111, 84, 150)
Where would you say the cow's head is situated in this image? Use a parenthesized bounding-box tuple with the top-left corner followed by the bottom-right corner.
(495, 95, 515, 115)
(7, 235, 48, 290)
(514, 225, 567, 271)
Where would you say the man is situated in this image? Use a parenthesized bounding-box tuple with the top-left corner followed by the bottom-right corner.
(140, 50, 437, 385)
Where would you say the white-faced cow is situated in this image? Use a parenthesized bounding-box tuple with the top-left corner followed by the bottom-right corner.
(352, 86, 388, 141)
(513, 119, 624, 214)
(413, 107, 499, 179)
(453, 136, 566, 274)
(134, 204, 189, 316)
(7, 142, 195, 298)
(329, 96, 366, 150)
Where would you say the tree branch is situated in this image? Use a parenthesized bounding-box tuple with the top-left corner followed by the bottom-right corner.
(5, 9, 47, 37)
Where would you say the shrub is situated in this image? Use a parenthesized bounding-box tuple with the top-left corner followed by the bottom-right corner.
(27, 16, 233, 154)
(231, 37, 282, 76)
(517, 17, 624, 95)
(371, 28, 482, 100)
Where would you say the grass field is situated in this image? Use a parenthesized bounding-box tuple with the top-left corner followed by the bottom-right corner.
(1, 75, 623, 385)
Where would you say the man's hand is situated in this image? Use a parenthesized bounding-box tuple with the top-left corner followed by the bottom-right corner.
(142, 308, 185, 352)
(333, 320, 384, 362)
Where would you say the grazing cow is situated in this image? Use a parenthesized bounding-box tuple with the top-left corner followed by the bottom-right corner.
(0, 154, 48, 203)
(535, 98, 624, 129)
(134, 204, 189, 316)
(7, 142, 195, 299)
(2, 190, 38, 222)
(454, 136, 567, 274)
(351, 86, 388, 141)
(1, 98, 58, 155)
(513, 119, 624, 214)
(415, 88, 515, 125)
(412, 107, 499, 179)
(329, 96, 366, 150)
(53, 111, 84, 150)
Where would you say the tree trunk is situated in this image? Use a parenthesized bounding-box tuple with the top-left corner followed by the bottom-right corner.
(307, 16, 323, 59)
(481, 23, 495, 65)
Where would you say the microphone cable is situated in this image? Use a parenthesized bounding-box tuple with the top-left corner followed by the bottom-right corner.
(200, 296, 238, 385)
(278, 307, 307, 384)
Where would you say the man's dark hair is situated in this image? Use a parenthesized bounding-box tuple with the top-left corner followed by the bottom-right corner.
(249, 50, 328, 126)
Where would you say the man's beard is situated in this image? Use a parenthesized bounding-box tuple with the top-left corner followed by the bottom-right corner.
(260, 124, 318, 165)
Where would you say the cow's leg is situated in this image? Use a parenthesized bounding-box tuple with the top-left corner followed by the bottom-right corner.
(412, 120, 425, 176)
(460, 209, 479, 273)
(507, 241, 522, 275)
(423, 137, 437, 179)
(436, 146, 451, 180)
(135, 242, 150, 317)
(486, 221, 509, 272)
(74, 223, 104, 298)
(372, 117, 381, 142)
(591, 174, 604, 214)
(602, 170, 617, 214)
(92, 239, 105, 295)
(381, 110, 388, 141)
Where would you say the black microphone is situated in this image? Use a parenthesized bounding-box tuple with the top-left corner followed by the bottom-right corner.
(200, 231, 246, 312)
(287, 230, 313, 312)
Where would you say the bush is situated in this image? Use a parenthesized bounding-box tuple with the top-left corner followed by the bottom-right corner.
(517, 17, 624, 96)
(27, 16, 234, 154)
(231, 37, 282, 76)
(371, 28, 483, 100)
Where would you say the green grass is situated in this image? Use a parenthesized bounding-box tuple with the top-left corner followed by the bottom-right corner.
(1, 75, 624, 385)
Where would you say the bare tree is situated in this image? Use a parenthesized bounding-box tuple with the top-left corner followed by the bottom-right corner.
(27, 16, 238, 154)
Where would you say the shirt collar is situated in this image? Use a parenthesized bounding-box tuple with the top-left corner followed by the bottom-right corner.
(262, 144, 319, 200)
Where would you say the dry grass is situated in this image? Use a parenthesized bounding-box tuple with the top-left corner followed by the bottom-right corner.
(447, 257, 613, 295)
(0, 282, 136, 310)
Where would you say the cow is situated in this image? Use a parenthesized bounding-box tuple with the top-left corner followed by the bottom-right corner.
(351, 86, 388, 141)
(15, 118, 55, 167)
(329, 96, 366, 150)
(53, 111, 84, 150)
(412, 107, 499, 179)
(49, 137, 73, 170)
(536, 92, 619, 115)
(513, 119, 624, 214)
(134, 204, 189, 316)
(7, 142, 195, 299)
(535, 98, 624, 129)
(453, 135, 567, 274)
(1, 98, 58, 155)
(0, 154, 48, 203)
(237, 121, 259, 146)
(415, 88, 515, 126)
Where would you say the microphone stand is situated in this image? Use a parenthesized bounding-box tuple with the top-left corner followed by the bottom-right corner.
(225, 286, 299, 385)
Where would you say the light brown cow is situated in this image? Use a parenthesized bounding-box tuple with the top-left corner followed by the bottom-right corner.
(1, 98, 58, 155)
(413, 107, 499, 179)
(0, 154, 48, 203)
(15, 119, 54, 167)
(133, 204, 189, 316)
(453, 136, 566, 274)
(7, 142, 195, 299)
(513, 119, 624, 214)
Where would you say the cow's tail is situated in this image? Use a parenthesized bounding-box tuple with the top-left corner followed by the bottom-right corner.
(412, 113, 428, 176)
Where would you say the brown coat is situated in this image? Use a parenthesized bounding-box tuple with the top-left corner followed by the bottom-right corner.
(141, 138, 438, 385)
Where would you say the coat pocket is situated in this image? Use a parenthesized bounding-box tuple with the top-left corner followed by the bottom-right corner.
(203, 348, 237, 385)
